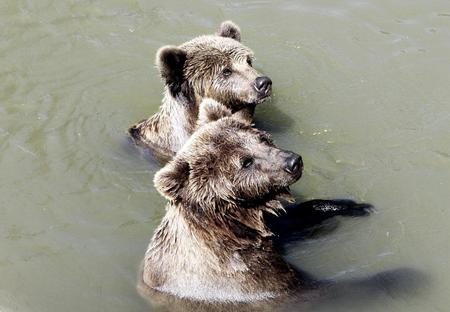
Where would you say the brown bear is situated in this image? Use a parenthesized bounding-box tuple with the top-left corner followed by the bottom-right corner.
(137, 100, 425, 311)
(142, 101, 303, 303)
(128, 21, 272, 160)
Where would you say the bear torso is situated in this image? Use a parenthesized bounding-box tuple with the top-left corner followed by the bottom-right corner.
(142, 203, 301, 303)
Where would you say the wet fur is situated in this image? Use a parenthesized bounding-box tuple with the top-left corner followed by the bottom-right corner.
(129, 21, 269, 159)
(142, 115, 316, 302)
(139, 101, 426, 309)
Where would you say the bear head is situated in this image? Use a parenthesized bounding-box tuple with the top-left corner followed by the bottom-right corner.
(156, 21, 272, 112)
(154, 99, 302, 222)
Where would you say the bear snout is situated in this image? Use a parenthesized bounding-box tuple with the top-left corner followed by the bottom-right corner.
(254, 76, 272, 97)
(284, 153, 303, 177)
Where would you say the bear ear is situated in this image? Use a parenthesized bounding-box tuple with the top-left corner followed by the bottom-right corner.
(156, 45, 187, 94)
(216, 21, 241, 42)
(197, 98, 233, 127)
(154, 158, 190, 201)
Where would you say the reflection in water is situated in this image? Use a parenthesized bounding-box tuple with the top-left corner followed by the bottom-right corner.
(138, 264, 427, 312)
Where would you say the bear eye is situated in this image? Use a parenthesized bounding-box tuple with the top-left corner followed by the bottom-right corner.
(222, 68, 232, 77)
(241, 157, 254, 169)
(247, 58, 253, 67)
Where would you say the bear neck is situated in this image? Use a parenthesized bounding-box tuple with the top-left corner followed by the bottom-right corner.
(143, 201, 301, 302)
(159, 90, 199, 150)
(136, 89, 199, 155)
(184, 201, 274, 248)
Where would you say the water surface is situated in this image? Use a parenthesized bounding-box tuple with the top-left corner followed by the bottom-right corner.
(1, 1, 450, 311)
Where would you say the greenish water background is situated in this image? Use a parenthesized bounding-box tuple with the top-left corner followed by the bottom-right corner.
(1, 1, 450, 311)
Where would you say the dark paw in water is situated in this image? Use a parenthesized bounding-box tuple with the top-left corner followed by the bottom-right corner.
(269, 199, 375, 243)
(300, 199, 375, 217)
(331, 200, 375, 217)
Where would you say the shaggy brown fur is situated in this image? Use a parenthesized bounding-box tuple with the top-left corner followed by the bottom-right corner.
(141, 101, 312, 303)
(129, 21, 272, 159)
(139, 100, 425, 310)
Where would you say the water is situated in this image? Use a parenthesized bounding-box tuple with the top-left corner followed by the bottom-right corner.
(1, 0, 449, 311)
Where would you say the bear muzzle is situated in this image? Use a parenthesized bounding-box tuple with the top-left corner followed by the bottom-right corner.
(254, 76, 272, 99)
(284, 153, 303, 180)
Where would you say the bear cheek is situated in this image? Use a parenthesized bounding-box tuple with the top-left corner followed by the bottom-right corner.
(229, 74, 258, 101)
(214, 74, 254, 102)
(255, 167, 282, 189)
(225, 86, 256, 107)
(271, 172, 292, 187)
(240, 172, 271, 198)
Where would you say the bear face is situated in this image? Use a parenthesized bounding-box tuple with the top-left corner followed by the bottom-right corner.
(158, 21, 272, 112)
(154, 116, 302, 216)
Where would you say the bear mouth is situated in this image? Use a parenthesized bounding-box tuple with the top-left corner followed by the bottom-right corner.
(253, 93, 271, 105)
(245, 91, 271, 106)
(263, 187, 296, 216)
(237, 187, 295, 213)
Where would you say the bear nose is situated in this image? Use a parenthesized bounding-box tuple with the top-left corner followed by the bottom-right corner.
(254, 76, 272, 95)
(284, 154, 303, 175)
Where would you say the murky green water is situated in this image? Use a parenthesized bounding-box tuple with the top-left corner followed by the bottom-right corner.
(1, 1, 450, 311)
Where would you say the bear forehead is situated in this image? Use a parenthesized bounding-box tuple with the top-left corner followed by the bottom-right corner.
(180, 35, 253, 61)
(184, 118, 261, 155)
